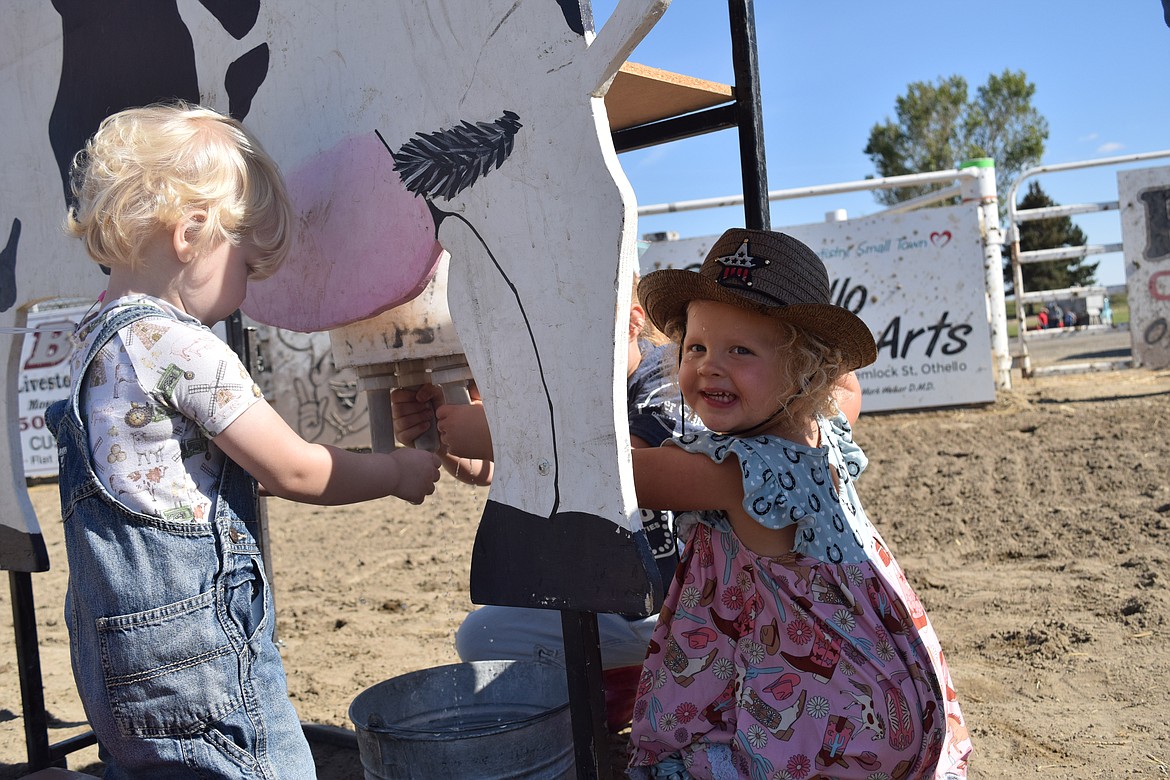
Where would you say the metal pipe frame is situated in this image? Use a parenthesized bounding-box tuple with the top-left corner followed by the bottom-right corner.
(1004, 149, 1170, 376)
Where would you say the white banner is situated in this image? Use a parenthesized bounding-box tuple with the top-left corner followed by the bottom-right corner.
(639, 206, 997, 413)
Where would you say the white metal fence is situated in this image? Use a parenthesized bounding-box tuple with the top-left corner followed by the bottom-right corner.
(1005, 150, 1170, 375)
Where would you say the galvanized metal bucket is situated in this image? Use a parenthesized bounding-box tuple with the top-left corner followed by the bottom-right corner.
(349, 660, 575, 779)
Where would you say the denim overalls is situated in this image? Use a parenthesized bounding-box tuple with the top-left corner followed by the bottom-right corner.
(46, 304, 316, 779)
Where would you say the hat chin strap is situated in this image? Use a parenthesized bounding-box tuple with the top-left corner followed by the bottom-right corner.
(725, 396, 794, 438)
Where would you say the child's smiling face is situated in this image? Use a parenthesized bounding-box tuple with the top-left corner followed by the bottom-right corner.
(678, 299, 797, 437)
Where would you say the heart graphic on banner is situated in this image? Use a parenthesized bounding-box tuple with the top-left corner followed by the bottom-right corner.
(930, 230, 952, 247)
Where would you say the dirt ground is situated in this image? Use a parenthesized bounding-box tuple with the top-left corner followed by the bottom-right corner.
(3, 361, 1169, 779)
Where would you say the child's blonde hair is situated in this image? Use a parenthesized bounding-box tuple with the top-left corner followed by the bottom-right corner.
(631, 272, 669, 347)
(65, 102, 292, 280)
(765, 321, 849, 422)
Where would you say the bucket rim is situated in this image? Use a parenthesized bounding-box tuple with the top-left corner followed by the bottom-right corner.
(358, 700, 570, 739)
(349, 660, 572, 741)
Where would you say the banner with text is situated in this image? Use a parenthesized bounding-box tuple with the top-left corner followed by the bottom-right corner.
(18, 303, 90, 478)
(639, 206, 996, 413)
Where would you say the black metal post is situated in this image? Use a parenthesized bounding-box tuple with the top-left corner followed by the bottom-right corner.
(10, 571, 57, 769)
(727, 0, 770, 230)
(561, 610, 609, 779)
(238, 322, 279, 642)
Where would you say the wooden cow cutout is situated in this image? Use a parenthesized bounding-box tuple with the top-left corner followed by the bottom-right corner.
(0, 1, 283, 570)
(239, 0, 667, 613)
(2, 1, 665, 615)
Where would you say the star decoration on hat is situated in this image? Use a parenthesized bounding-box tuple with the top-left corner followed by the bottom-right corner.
(716, 237, 769, 290)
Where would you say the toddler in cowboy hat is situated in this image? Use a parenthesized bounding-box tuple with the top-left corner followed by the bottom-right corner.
(626, 229, 971, 779)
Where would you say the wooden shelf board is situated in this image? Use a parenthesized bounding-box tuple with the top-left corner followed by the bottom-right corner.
(605, 61, 733, 132)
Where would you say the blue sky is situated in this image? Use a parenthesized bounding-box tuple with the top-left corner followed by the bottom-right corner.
(593, 1, 1170, 287)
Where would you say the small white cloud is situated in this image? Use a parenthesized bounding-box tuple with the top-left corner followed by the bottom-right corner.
(634, 146, 670, 170)
(1097, 141, 1125, 154)
(1078, 132, 1100, 142)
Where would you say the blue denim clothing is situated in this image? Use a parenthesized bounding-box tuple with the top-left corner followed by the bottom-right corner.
(46, 304, 316, 779)
(455, 604, 658, 670)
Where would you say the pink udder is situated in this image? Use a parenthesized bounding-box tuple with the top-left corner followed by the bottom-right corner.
(242, 133, 442, 332)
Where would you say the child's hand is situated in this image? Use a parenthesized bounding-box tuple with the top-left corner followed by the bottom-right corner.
(436, 400, 494, 461)
(390, 384, 442, 447)
(387, 447, 443, 504)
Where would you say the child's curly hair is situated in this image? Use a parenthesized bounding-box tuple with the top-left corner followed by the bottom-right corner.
(631, 272, 670, 347)
(65, 101, 292, 280)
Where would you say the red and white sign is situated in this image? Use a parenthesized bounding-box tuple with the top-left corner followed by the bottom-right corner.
(18, 302, 90, 478)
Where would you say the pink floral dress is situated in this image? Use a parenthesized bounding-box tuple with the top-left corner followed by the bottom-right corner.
(627, 416, 971, 780)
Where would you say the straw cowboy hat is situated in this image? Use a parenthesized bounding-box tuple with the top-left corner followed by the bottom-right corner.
(638, 228, 877, 370)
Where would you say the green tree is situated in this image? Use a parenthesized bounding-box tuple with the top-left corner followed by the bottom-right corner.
(1010, 181, 1096, 293)
(864, 70, 1048, 206)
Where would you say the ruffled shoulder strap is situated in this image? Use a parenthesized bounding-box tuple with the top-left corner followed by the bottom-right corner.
(822, 412, 868, 481)
(668, 431, 828, 532)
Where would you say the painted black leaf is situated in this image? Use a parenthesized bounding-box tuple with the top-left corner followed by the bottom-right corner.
(390, 111, 522, 201)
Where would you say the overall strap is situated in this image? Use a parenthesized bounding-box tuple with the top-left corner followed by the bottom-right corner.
(67, 304, 169, 415)
(45, 303, 176, 512)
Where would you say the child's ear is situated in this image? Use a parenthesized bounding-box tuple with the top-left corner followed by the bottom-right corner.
(172, 211, 208, 264)
(629, 303, 646, 339)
